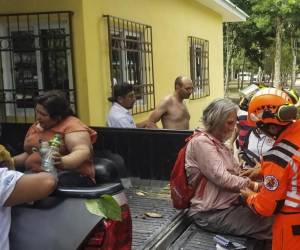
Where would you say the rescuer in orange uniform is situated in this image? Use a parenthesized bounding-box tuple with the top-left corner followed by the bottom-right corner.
(240, 87, 300, 250)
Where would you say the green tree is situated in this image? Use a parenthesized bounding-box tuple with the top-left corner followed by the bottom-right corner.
(284, 12, 300, 86)
(252, 0, 300, 87)
(224, 0, 272, 92)
(224, 0, 253, 93)
(224, 22, 238, 93)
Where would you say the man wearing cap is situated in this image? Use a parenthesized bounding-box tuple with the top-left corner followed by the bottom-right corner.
(107, 83, 156, 128)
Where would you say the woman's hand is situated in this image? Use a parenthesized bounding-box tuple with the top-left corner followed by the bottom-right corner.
(240, 163, 262, 180)
(248, 180, 261, 192)
(52, 151, 64, 169)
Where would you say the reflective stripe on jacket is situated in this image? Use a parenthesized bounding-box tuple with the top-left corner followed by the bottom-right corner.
(247, 121, 300, 216)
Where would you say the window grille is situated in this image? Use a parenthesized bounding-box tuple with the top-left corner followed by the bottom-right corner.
(189, 36, 209, 99)
(104, 15, 155, 114)
(0, 11, 76, 123)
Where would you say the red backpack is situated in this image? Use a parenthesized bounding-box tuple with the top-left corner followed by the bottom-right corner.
(170, 132, 204, 209)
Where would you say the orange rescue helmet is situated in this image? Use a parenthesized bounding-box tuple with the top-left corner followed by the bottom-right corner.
(248, 88, 294, 126)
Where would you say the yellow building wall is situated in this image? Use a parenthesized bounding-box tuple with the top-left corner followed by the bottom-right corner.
(0, 0, 225, 129)
(0, 0, 91, 123)
(82, 0, 224, 129)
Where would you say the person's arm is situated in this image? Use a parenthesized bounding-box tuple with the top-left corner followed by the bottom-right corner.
(136, 120, 158, 129)
(240, 162, 262, 180)
(190, 137, 253, 192)
(5, 172, 56, 206)
(12, 124, 36, 168)
(147, 98, 169, 125)
(242, 162, 288, 216)
(13, 152, 29, 168)
(53, 131, 92, 170)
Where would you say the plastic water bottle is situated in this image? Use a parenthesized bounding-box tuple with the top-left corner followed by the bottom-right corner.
(40, 134, 61, 177)
(50, 134, 61, 150)
(40, 140, 50, 167)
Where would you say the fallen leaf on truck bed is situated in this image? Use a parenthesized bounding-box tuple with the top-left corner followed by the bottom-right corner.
(144, 212, 163, 218)
(136, 191, 146, 196)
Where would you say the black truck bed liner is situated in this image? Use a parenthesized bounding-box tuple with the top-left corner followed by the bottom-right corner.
(125, 181, 182, 249)
(168, 224, 247, 250)
(126, 181, 249, 250)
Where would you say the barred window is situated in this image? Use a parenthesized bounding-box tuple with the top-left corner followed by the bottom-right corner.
(104, 15, 155, 114)
(189, 36, 209, 99)
(0, 11, 76, 123)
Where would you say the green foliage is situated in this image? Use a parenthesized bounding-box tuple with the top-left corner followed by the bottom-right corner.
(225, 0, 273, 67)
(281, 42, 293, 73)
(85, 194, 122, 221)
(252, 0, 300, 27)
(226, 0, 300, 79)
(254, 16, 271, 30)
(253, 0, 300, 15)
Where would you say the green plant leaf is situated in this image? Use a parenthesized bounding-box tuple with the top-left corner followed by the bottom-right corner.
(99, 194, 122, 221)
(85, 194, 122, 221)
(85, 199, 106, 218)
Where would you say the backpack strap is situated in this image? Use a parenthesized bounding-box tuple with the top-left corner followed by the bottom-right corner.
(184, 131, 206, 189)
(188, 130, 220, 152)
(185, 131, 203, 143)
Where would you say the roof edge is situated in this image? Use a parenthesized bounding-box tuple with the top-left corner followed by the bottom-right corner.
(197, 0, 248, 22)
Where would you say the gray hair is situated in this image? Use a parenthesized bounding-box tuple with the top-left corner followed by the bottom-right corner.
(202, 98, 238, 132)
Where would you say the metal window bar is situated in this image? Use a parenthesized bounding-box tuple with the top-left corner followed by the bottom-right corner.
(189, 36, 209, 99)
(0, 11, 76, 124)
(104, 15, 155, 115)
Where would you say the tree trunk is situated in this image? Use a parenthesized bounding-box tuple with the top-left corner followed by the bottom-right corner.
(241, 53, 246, 89)
(224, 23, 233, 95)
(258, 66, 262, 83)
(237, 70, 240, 89)
(274, 16, 283, 88)
(230, 60, 234, 81)
(291, 35, 297, 87)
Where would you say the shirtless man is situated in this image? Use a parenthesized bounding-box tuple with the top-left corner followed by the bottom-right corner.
(148, 76, 193, 130)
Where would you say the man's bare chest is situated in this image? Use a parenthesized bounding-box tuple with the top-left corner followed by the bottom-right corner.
(166, 103, 190, 120)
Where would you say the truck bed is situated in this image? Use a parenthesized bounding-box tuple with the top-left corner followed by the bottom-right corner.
(125, 180, 249, 250)
(125, 180, 184, 249)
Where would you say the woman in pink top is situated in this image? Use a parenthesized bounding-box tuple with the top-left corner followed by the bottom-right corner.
(13, 90, 97, 187)
(185, 98, 272, 249)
